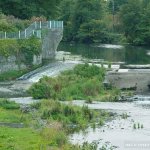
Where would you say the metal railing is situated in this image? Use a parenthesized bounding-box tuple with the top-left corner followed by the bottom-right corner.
(0, 21, 63, 39)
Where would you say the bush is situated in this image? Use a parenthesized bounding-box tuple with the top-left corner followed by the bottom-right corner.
(0, 37, 41, 66)
(41, 128, 67, 147)
(29, 64, 106, 100)
(0, 99, 20, 109)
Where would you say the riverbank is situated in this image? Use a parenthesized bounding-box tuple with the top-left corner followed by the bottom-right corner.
(0, 98, 113, 150)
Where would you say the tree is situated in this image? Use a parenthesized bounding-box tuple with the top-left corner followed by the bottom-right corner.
(72, 0, 105, 42)
(120, 0, 150, 45)
(0, 0, 61, 19)
(119, 0, 143, 44)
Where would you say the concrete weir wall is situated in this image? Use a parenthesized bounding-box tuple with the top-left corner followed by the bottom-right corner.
(107, 70, 150, 93)
(0, 55, 42, 74)
(42, 29, 63, 60)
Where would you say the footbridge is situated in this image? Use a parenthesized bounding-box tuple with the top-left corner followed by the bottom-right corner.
(0, 21, 63, 59)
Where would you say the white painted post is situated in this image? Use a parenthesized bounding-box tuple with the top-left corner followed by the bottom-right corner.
(54, 21, 55, 29)
(35, 21, 37, 29)
(32, 30, 34, 35)
(59, 21, 61, 28)
(62, 21, 63, 29)
(25, 29, 27, 38)
(5, 32, 6, 39)
(49, 21, 51, 29)
(40, 21, 42, 29)
(19, 31, 21, 39)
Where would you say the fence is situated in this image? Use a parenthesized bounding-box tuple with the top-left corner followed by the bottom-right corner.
(0, 21, 63, 39)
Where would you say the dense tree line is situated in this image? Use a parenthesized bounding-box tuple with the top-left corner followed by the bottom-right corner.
(0, 0, 150, 45)
(120, 0, 150, 45)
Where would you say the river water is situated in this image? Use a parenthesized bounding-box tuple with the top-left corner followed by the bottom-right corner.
(1, 43, 150, 149)
(68, 99, 150, 150)
(58, 43, 150, 65)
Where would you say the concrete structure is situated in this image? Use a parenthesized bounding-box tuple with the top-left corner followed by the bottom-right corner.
(106, 69, 150, 93)
(0, 21, 63, 73)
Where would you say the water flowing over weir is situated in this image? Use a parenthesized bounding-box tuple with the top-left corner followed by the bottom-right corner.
(0, 61, 76, 98)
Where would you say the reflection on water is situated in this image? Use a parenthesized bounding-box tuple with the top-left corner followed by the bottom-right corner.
(58, 43, 150, 64)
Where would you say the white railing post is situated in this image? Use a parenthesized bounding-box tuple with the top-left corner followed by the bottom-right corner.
(35, 21, 37, 29)
(49, 21, 51, 29)
(54, 21, 55, 29)
(62, 21, 63, 29)
(59, 21, 61, 28)
(5, 32, 6, 39)
(19, 31, 21, 39)
(25, 29, 27, 38)
(32, 30, 34, 36)
(40, 21, 42, 29)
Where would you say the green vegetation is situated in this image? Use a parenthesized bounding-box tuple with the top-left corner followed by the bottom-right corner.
(0, 70, 27, 81)
(120, 0, 150, 45)
(121, 113, 128, 119)
(0, 36, 41, 80)
(29, 64, 120, 101)
(0, 99, 20, 110)
(0, 13, 30, 32)
(0, 37, 41, 61)
(1, 0, 150, 45)
(0, 64, 41, 81)
(133, 122, 144, 130)
(0, 98, 111, 150)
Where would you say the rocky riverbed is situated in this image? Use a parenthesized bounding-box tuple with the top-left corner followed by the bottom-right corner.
(68, 98, 150, 150)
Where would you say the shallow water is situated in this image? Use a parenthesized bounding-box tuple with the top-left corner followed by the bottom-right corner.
(68, 98, 150, 150)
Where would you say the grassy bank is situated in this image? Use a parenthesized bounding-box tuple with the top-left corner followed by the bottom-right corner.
(0, 99, 112, 150)
(29, 63, 120, 101)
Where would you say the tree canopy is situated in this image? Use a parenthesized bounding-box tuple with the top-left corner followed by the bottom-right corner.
(0, 0, 150, 45)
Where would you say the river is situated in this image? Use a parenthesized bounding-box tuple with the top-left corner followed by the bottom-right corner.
(58, 43, 150, 65)
(1, 43, 150, 149)
(68, 99, 150, 150)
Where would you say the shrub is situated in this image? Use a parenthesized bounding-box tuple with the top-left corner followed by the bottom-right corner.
(29, 64, 107, 100)
(0, 99, 20, 109)
(40, 128, 67, 147)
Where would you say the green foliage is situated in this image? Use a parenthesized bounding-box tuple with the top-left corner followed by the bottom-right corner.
(1, 0, 150, 45)
(36, 100, 109, 131)
(29, 64, 120, 101)
(29, 64, 110, 100)
(0, 99, 20, 109)
(0, 39, 19, 57)
(0, 98, 111, 150)
(0, 13, 30, 32)
(0, 69, 27, 81)
(0, 1, 61, 19)
(18, 36, 41, 65)
(0, 37, 41, 66)
(120, 0, 150, 45)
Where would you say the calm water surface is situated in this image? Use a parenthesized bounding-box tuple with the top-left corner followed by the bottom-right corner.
(58, 43, 150, 65)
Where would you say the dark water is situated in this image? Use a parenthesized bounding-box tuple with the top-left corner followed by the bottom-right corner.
(58, 43, 150, 64)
